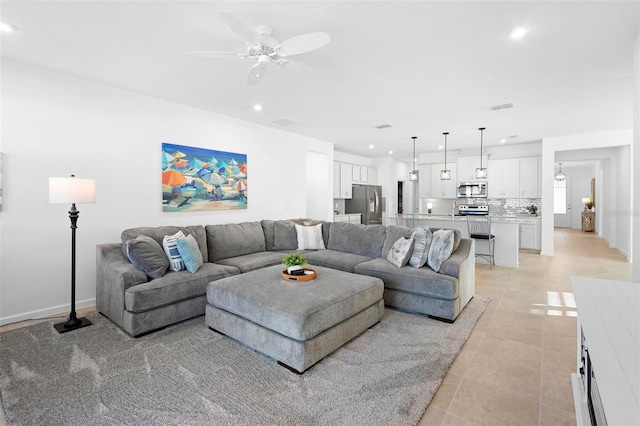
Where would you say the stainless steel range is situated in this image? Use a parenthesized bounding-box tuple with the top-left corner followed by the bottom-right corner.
(458, 204, 489, 215)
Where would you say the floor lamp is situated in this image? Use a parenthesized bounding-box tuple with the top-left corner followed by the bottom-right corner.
(49, 175, 96, 333)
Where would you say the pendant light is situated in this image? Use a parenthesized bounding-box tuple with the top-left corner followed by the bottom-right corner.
(409, 136, 419, 181)
(555, 162, 566, 181)
(475, 127, 487, 179)
(440, 132, 451, 180)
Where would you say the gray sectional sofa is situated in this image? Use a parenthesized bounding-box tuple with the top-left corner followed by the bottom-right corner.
(96, 219, 475, 337)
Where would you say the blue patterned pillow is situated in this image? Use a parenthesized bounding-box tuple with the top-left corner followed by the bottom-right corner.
(176, 234, 203, 273)
(427, 229, 454, 272)
(409, 227, 433, 268)
(386, 237, 415, 267)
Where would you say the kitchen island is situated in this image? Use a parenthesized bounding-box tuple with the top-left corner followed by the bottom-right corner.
(395, 214, 525, 267)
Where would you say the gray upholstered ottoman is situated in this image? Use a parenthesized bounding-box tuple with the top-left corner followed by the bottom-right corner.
(205, 264, 384, 373)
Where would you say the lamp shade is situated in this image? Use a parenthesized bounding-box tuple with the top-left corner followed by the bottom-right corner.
(49, 176, 96, 204)
(581, 198, 591, 204)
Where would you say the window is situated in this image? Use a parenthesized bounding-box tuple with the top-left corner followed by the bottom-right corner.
(554, 179, 566, 214)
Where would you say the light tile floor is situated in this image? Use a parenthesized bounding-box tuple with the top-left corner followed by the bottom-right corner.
(419, 228, 632, 425)
(0, 229, 631, 425)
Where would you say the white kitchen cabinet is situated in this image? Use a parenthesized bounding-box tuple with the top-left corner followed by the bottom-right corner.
(333, 162, 341, 198)
(488, 158, 519, 198)
(430, 163, 457, 198)
(333, 214, 361, 224)
(351, 165, 368, 183)
(348, 214, 361, 224)
(333, 215, 348, 223)
(366, 167, 377, 185)
(519, 157, 540, 198)
(456, 155, 488, 181)
(519, 218, 541, 250)
(340, 163, 353, 199)
(418, 164, 432, 197)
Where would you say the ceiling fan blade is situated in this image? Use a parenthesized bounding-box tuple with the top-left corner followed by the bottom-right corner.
(279, 59, 318, 74)
(220, 10, 256, 43)
(279, 32, 330, 57)
(187, 50, 245, 58)
(246, 63, 268, 86)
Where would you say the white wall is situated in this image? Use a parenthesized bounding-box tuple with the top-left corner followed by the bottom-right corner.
(0, 60, 333, 324)
(542, 130, 633, 257)
(306, 151, 332, 220)
(561, 165, 595, 229)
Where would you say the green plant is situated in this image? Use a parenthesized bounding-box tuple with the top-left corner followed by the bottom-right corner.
(527, 204, 538, 215)
(282, 252, 307, 268)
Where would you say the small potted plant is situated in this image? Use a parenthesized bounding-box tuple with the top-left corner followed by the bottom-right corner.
(527, 204, 538, 216)
(283, 252, 307, 276)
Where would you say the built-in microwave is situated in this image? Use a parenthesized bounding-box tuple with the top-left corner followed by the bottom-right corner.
(457, 182, 488, 198)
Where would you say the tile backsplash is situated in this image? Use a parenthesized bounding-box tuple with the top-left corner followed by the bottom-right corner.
(420, 198, 541, 216)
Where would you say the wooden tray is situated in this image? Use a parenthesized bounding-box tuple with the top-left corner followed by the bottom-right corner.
(281, 268, 317, 282)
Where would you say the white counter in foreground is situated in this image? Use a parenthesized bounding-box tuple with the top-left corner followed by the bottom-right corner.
(394, 214, 520, 267)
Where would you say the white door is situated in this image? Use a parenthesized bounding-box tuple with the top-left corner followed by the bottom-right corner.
(554, 175, 572, 227)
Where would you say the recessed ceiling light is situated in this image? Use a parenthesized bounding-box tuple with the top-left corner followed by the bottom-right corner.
(253, 104, 262, 111)
(388, 150, 393, 155)
(510, 27, 529, 39)
(500, 139, 506, 143)
(0, 22, 17, 32)
(369, 144, 374, 149)
(438, 145, 443, 150)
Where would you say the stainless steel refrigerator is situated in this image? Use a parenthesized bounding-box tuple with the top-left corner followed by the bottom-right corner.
(345, 184, 383, 225)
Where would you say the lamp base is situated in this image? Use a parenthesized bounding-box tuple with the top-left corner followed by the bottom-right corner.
(54, 316, 92, 333)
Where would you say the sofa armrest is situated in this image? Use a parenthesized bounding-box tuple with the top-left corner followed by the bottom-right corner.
(96, 243, 147, 328)
(439, 239, 475, 310)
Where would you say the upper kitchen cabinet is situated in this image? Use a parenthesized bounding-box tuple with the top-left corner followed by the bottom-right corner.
(352, 165, 368, 183)
(418, 164, 432, 197)
(339, 163, 353, 199)
(519, 157, 540, 198)
(430, 163, 458, 198)
(488, 158, 520, 198)
(457, 155, 489, 181)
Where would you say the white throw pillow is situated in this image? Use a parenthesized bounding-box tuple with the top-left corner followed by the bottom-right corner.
(386, 237, 415, 268)
(162, 231, 186, 271)
(427, 229, 454, 272)
(409, 227, 433, 268)
(295, 223, 326, 250)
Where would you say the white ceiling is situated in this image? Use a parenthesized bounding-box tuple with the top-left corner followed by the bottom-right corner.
(1, 1, 638, 161)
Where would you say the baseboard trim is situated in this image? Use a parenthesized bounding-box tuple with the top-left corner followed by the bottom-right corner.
(0, 298, 96, 326)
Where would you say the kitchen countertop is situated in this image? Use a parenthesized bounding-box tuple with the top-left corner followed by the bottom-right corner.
(395, 214, 539, 224)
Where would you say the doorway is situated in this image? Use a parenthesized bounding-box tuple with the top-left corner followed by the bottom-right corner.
(554, 175, 572, 227)
(397, 181, 403, 214)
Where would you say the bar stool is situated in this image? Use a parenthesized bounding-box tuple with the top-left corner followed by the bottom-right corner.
(466, 216, 495, 268)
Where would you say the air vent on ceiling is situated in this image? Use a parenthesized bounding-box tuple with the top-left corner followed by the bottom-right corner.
(270, 118, 299, 127)
(375, 123, 394, 129)
(489, 103, 514, 111)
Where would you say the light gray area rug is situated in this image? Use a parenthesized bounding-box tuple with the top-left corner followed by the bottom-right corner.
(0, 297, 489, 426)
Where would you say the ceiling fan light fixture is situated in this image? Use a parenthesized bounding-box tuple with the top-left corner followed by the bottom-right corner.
(0, 21, 17, 32)
(510, 27, 529, 39)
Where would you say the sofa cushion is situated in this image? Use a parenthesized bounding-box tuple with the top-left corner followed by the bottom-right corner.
(273, 221, 298, 250)
(288, 218, 331, 248)
(295, 223, 326, 250)
(304, 249, 372, 273)
(428, 229, 455, 272)
(429, 227, 462, 252)
(176, 234, 204, 273)
(125, 235, 170, 279)
(206, 222, 266, 262)
(354, 257, 459, 300)
(162, 231, 186, 271)
(386, 237, 415, 267)
(122, 225, 208, 262)
(125, 263, 240, 313)
(381, 225, 413, 258)
(260, 220, 277, 251)
(215, 251, 284, 273)
(409, 227, 433, 268)
(327, 222, 386, 258)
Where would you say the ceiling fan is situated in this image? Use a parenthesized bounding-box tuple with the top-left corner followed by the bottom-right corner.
(189, 11, 331, 86)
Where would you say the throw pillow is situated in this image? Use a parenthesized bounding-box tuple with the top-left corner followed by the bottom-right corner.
(162, 231, 186, 271)
(295, 223, 326, 250)
(386, 237, 415, 268)
(409, 227, 433, 268)
(273, 221, 298, 250)
(427, 229, 455, 272)
(175, 234, 204, 273)
(126, 235, 169, 279)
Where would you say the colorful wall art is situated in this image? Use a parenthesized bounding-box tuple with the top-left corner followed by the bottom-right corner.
(162, 142, 247, 212)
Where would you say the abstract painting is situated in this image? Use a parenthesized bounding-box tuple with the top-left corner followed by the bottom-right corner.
(162, 142, 247, 212)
